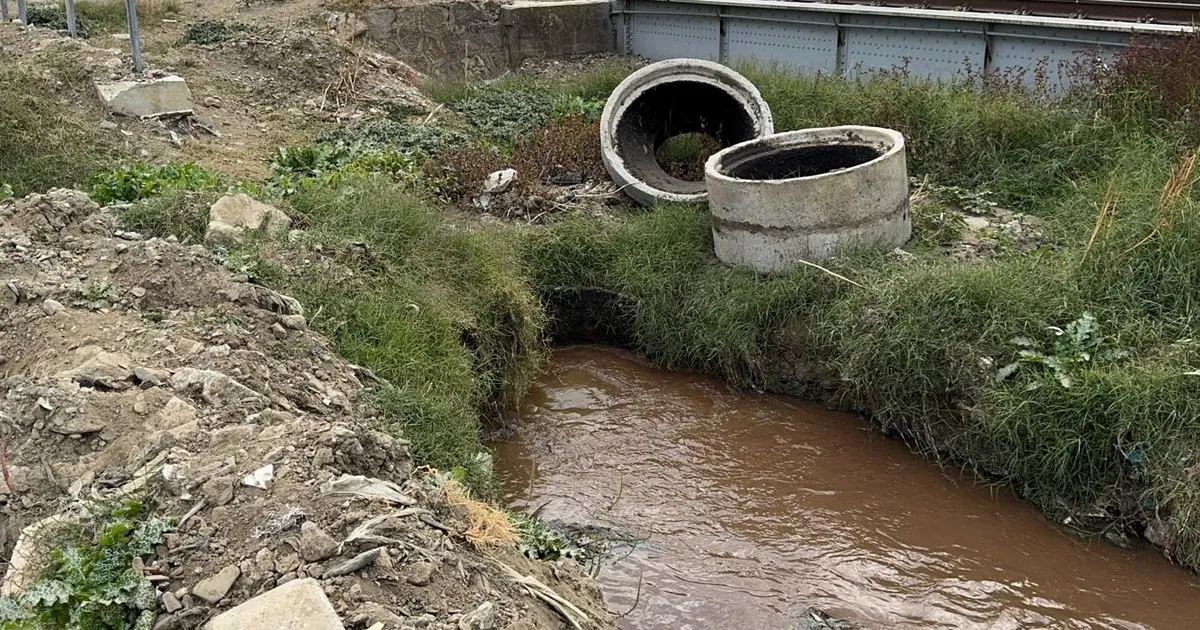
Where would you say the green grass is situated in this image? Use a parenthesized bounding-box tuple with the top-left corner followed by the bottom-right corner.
(0, 67, 118, 195)
(513, 66, 1200, 567)
(262, 178, 544, 486)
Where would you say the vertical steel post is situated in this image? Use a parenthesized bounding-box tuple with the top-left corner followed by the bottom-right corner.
(125, 0, 144, 73)
(65, 0, 77, 36)
(1, 0, 9, 24)
(16, 0, 25, 25)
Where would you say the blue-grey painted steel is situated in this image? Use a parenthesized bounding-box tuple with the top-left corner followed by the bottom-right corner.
(616, 0, 1191, 92)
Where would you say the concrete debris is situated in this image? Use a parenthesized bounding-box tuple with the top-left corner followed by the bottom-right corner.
(40, 298, 65, 316)
(459, 601, 496, 630)
(406, 560, 435, 586)
(205, 194, 292, 245)
(94, 75, 195, 118)
(204, 578, 345, 630)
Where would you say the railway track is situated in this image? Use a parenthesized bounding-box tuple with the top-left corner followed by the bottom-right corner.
(811, 0, 1200, 23)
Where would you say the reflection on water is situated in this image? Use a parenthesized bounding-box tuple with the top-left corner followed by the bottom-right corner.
(492, 346, 1200, 630)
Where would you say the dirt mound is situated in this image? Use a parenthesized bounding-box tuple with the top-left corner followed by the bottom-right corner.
(0, 190, 611, 629)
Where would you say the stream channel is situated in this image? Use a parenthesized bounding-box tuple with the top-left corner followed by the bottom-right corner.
(491, 345, 1200, 629)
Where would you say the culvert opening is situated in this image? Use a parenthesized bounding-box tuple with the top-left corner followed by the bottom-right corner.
(615, 81, 758, 195)
(655, 132, 721, 182)
(723, 144, 883, 180)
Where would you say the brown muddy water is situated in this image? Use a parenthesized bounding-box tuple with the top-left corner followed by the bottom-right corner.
(492, 345, 1200, 630)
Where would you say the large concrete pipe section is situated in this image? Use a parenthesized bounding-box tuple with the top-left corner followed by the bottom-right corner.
(705, 126, 911, 273)
(600, 59, 774, 207)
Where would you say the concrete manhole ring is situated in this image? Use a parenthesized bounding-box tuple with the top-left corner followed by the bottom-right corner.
(705, 126, 912, 273)
(600, 58, 774, 207)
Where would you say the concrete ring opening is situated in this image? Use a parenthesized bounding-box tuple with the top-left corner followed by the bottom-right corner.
(705, 126, 912, 273)
(600, 59, 774, 207)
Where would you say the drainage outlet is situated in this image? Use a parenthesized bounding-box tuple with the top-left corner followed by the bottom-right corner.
(705, 126, 911, 273)
(600, 59, 774, 207)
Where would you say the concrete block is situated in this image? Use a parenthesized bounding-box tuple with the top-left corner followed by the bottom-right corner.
(95, 75, 194, 118)
(204, 577, 345, 630)
(205, 194, 292, 245)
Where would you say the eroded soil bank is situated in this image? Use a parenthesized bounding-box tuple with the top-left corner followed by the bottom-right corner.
(495, 346, 1200, 629)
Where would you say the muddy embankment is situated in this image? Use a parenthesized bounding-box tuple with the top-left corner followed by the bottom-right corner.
(0, 190, 613, 630)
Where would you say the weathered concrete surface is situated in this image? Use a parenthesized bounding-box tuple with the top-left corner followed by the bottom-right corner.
(502, 0, 614, 68)
(706, 126, 911, 272)
(205, 194, 292, 245)
(94, 75, 194, 118)
(361, 0, 614, 78)
(204, 577, 345, 630)
(600, 59, 774, 206)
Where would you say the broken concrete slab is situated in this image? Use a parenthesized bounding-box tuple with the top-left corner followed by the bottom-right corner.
(95, 75, 194, 118)
(203, 577, 345, 630)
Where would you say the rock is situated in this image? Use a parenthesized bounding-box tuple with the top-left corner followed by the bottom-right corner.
(312, 447, 334, 468)
(131, 286, 147, 298)
(205, 194, 291, 245)
(322, 548, 381, 578)
(99, 120, 119, 130)
(203, 578, 344, 630)
(203, 95, 222, 108)
(201, 476, 235, 506)
(56, 351, 135, 389)
(2, 510, 85, 595)
(41, 299, 66, 316)
(193, 564, 241, 604)
(161, 590, 183, 613)
(275, 553, 301, 574)
(281, 314, 307, 330)
(254, 547, 276, 574)
(298, 522, 339, 562)
(135, 366, 171, 387)
(271, 322, 289, 339)
(458, 602, 495, 630)
(405, 561, 435, 586)
(95, 75, 194, 118)
(352, 602, 405, 629)
(49, 416, 105, 436)
(171, 368, 267, 407)
(210, 424, 260, 447)
(963, 216, 990, 231)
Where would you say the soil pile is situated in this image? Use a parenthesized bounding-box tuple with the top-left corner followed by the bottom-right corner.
(0, 189, 611, 629)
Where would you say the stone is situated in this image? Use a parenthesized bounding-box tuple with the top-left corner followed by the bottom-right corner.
(171, 368, 267, 407)
(154, 397, 197, 431)
(281, 314, 307, 330)
(56, 351, 135, 389)
(963, 216, 990, 231)
(201, 476, 235, 506)
(210, 424, 260, 447)
(205, 194, 291, 246)
(271, 323, 289, 339)
(275, 553, 301, 574)
(41, 299, 66, 316)
(161, 590, 183, 613)
(193, 564, 241, 604)
(405, 561, 435, 586)
(95, 75, 194, 118)
(131, 286, 147, 298)
(298, 522, 339, 562)
(458, 602, 495, 630)
(135, 366, 171, 387)
(49, 416, 105, 436)
(312, 447, 334, 468)
(352, 603, 405, 629)
(255, 547, 276, 574)
(204, 578, 343, 630)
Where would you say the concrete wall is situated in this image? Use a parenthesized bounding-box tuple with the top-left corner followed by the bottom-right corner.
(362, 0, 616, 79)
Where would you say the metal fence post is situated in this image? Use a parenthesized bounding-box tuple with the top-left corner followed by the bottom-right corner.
(16, 0, 25, 25)
(124, 0, 144, 73)
(65, 0, 77, 36)
(1, 0, 8, 24)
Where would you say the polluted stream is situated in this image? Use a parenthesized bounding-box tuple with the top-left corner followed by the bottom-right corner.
(491, 345, 1200, 629)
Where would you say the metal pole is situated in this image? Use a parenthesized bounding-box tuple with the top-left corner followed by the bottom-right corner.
(16, 0, 25, 25)
(65, 0, 77, 36)
(125, 0, 143, 73)
(1, 0, 8, 24)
